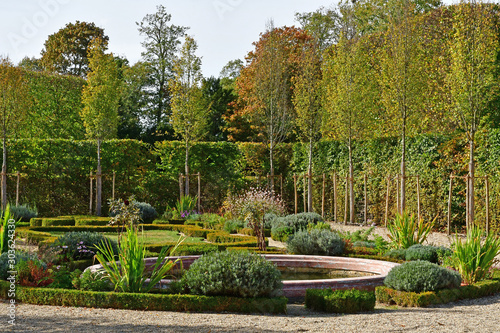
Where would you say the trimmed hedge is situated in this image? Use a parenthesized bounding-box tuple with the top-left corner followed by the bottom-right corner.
(376, 278, 500, 307)
(74, 217, 111, 226)
(145, 239, 268, 254)
(206, 231, 255, 243)
(305, 288, 376, 313)
(30, 218, 43, 227)
(0, 281, 287, 314)
(42, 218, 75, 227)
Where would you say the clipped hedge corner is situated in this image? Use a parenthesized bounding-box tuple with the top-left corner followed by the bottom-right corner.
(305, 288, 376, 313)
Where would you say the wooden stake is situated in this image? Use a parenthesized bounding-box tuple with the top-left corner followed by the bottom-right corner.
(112, 171, 116, 201)
(322, 173, 325, 218)
(485, 175, 490, 234)
(303, 174, 307, 213)
(179, 174, 184, 200)
(385, 175, 390, 227)
(333, 172, 337, 223)
(89, 171, 93, 215)
(16, 171, 20, 207)
(416, 175, 421, 221)
(447, 174, 453, 235)
(396, 175, 400, 214)
(197, 172, 201, 213)
(465, 174, 469, 231)
(344, 176, 348, 225)
(293, 174, 297, 214)
(364, 174, 367, 225)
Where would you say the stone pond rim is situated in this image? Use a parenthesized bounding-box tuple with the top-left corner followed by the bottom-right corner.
(87, 254, 399, 298)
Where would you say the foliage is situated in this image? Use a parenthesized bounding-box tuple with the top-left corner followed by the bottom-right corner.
(384, 260, 461, 293)
(307, 221, 331, 232)
(0, 204, 14, 253)
(108, 197, 142, 226)
(172, 195, 198, 219)
(270, 212, 324, 239)
(41, 21, 109, 77)
(16, 259, 53, 287)
(72, 269, 113, 292)
(286, 229, 344, 256)
(180, 251, 283, 298)
(135, 202, 158, 223)
(223, 219, 244, 234)
(94, 225, 183, 293)
(9, 204, 37, 222)
(387, 212, 434, 249)
(405, 244, 452, 264)
(49, 266, 81, 289)
(53, 231, 118, 261)
(0, 251, 38, 279)
(305, 288, 376, 313)
(451, 226, 500, 284)
(224, 188, 287, 250)
(384, 248, 408, 261)
(0, 280, 288, 314)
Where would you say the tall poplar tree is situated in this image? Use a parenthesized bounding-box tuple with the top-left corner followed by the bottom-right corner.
(448, 0, 499, 226)
(81, 39, 121, 216)
(171, 36, 208, 195)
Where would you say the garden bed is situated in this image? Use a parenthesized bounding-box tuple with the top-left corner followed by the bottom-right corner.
(0, 281, 287, 314)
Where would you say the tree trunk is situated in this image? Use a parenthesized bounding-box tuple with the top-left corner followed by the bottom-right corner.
(400, 117, 406, 215)
(1, 134, 7, 210)
(185, 139, 190, 195)
(468, 138, 475, 227)
(307, 137, 313, 212)
(96, 139, 102, 216)
(269, 143, 275, 192)
(348, 137, 355, 223)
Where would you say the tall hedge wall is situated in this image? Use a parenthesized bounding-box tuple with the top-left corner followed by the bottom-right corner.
(4, 131, 500, 232)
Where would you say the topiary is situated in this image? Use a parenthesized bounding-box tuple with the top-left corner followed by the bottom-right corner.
(384, 260, 461, 293)
(52, 232, 118, 260)
(135, 202, 158, 223)
(287, 229, 344, 256)
(180, 251, 283, 298)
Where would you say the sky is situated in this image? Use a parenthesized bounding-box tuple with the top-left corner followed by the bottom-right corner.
(1, 0, 339, 78)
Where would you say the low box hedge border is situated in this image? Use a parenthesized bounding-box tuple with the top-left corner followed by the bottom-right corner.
(145, 239, 269, 254)
(206, 231, 255, 243)
(375, 278, 500, 307)
(74, 217, 111, 226)
(305, 288, 376, 313)
(42, 218, 75, 227)
(0, 281, 287, 314)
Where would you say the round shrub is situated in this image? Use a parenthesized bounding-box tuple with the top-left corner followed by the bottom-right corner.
(264, 213, 279, 229)
(384, 260, 461, 293)
(136, 202, 158, 223)
(271, 226, 294, 242)
(404, 244, 453, 263)
(53, 232, 118, 260)
(180, 251, 283, 298)
(287, 229, 344, 256)
(384, 248, 407, 260)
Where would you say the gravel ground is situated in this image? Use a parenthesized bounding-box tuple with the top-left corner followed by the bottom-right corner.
(2, 224, 500, 332)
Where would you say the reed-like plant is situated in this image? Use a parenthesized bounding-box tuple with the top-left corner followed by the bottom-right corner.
(94, 226, 184, 293)
(451, 226, 500, 285)
(0, 204, 14, 253)
(387, 212, 434, 249)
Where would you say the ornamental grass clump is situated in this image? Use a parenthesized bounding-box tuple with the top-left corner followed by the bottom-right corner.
(180, 251, 282, 298)
(451, 226, 500, 285)
(387, 211, 434, 249)
(384, 260, 461, 293)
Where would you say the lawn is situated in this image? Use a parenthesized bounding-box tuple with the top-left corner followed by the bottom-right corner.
(49, 230, 205, 245)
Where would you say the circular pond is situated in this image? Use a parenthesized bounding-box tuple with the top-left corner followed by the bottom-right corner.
(88, 254, 399, 298)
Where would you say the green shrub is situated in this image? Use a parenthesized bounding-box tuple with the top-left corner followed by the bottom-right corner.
(405, 244, 452, 264)
(42, 218, 75, 227)
(384, 248, 407, 260)
(353, 241, 376, 248)
(387, 212, 434, 249)
(30, 218, 43, 227)
(73, 269, 113, 291)
(136, 202, 158, 223)
(9, 204, 38, 222)
(53, 231, 118, 260)
(206, 231, 254, 243)
(307, 221, 331, 232)
(271, 226, 294, 242)
(180, 251, 283, 298)
(223, 219, 245, 234)
(271, 212, 323, 231)
(263, 213, 279, 229)
(0, 251, 39, 279)
(287, 229, 344, 256)
(451, 226, 500, 284)
(384, 260, 461, 293)
(74, 217, 111, 226)
(305, 288, 376, 313)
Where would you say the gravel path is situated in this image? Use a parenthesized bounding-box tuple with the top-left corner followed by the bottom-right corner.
(2, 224, 500, 332)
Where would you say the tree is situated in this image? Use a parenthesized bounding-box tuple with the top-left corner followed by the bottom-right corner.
(378, 0, 426, 214)
(170, 36, 208, 195)
(81, 39, 121, 216)
(201, 77, 235, 141)
(448, 1, 499, 227)
(236, 22, 310, 188)
(0, 59, 29, 208)
(295, 5, 341, 53)
(41, 21, 109, 77)
(293, 41, 323, 212)
(322, 2, 378, 223)
(137, 5, 188, 143)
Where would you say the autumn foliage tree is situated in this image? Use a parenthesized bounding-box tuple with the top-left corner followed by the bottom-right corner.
(236, 22, 312, 189)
